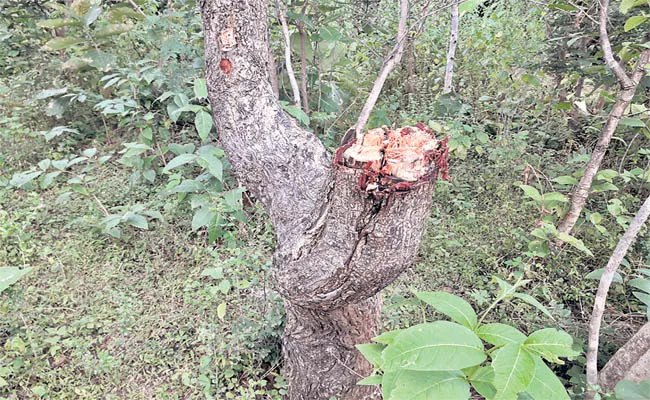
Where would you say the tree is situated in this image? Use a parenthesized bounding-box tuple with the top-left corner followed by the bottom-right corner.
(556, 0, 650, 238)
(198, 1, 447, 399)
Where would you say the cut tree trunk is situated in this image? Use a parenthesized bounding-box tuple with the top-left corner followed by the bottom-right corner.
(199, 1, 447, 399)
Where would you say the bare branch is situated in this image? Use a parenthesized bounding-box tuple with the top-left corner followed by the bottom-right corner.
(352, 0, 409, 141)
(599, 0, 633, 88)
(586, 194, 650, 399)
(127, 0, 147, 17)
(297, 0, 309, 112)
(443, 1, 459, 94)
(276, 0, 301, 107)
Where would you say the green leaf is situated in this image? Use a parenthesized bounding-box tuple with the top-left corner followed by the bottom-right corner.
(542, 192, 568, 203)
(217, 302, 226, 319)
(519, 185, 542, 202)
(513, 293, 554, 319)
(469, 366, 497, 399)
(492, 344, 536, 400)
(387, 370, 470, 400)
(124, 213, 148, 230)
(195, 110, 213, 141)
(629, 278, 650, 293)
(218, 279, 231, 294)
(523, 329, 578, 364)
(373, 329, 403, 345)
(414, 291, 478, 329)
(552, 175, 579, 185)
(523, 357, 570, 400)
(197, 154, 223, 181)
(10, 171, 42, 188)
(624, 16, 648, 32)
(356, 343, 385, 366)
(477, 323, 527, 346)
(614, 379, 650, 400)
(459, 0, 485, 13)
(162, 154, 197, 173)
(0, 267, 33, 293)
(43, 37, 85, 51)
(556, 232, 593, 257)
(382, 321, 486, 372)
(201, 267, 224, 279)
(357, 375, 383, 386)
(192, 207, 216, 231)
(36, 87, 68, 100)
(585, 268, 623, 284)
(194, 78, 208, 99)
(83, 6, 102, 26)
(282, 104, 310, 126)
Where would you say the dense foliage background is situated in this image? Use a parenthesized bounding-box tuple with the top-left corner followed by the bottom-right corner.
(1, 0, 649, 398)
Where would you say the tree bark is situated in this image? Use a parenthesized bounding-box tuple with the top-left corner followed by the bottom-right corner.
(556, 0, 650, 237)
(599, 322, 650, 391)
(199, 1, 443, 399)
(443, 1, 459, 94)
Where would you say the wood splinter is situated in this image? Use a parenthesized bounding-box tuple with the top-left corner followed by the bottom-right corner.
(334, 123, 450, 197)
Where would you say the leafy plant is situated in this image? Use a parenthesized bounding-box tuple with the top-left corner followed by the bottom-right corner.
(358, 276, 579, 399)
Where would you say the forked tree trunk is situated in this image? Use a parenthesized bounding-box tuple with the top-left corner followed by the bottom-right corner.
(556, 0, 650, 237)
(199, 1, 441, 399)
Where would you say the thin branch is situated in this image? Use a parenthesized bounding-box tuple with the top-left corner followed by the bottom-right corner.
(297, 0, 310, 112)
(276, 0, 301, 107)
(443, 1, 459, 94)
(585, 194, 650, 399)
(598, 0, 633, 88)
(352, 0, 409, 140)
(127, 0, 147, 17)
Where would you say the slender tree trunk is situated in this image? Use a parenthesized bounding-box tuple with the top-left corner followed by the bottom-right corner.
(199, 1, 443, 398)
(585, 194, 650, 399)
(557, 51, 649, 236)
(557, 0, 650, 237)
(443, 1, 459, 94)
(297, 1, 309, 112)
(599, 322, 650, 390)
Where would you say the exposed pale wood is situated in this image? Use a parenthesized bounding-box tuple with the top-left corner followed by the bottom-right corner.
(276, 0, 301, 107)
(443, 1, 459, 94)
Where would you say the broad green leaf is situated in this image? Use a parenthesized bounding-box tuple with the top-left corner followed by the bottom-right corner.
(218, 279, 231, 294)
(43, 37, 85, 51)
(542, 192, 568, 203)
(523, 329, 578, 364)
(629, 278, 650, 293)
(83, 6, 102, 26)
(162, 154, 197, 173)
(356, 344, 385, 366)
(523, 357, 570, 400)
(194, 78, 208, 99)
(492, 344, 536, 400)
(637, 268, 650, 278)
(0, 267, 33, 293)
(477, 323, 527, 346)
(192, 207, 216, 231)
(373, 329, 403, 345)
(556, 232, 593, 257)
(195, 110, 213, 141)
(519, 185, 542, 202)
(357, 375, 383, 386)
(387, 370, 470, 400)
(414, 291, 478, 329)
(41, 171, 62, 189)
(459, 0, 485, 13)
(585, 268, 623, 284)
(552, 176, 579, 185)
(201, 267, 224, 279)
(469, 366, 496, 399)
(36, 87, 68, 100)
(615, 379, 650, 399)
(125, 213, 148, 230)
(10, 171, 42, 188)
(633, 292, 650, 318)
(624, 16, 648, 32)
(197, 154, 223, 181)
(382, 321, 485, 372)
(513, 293, 554, 319)
(217, 302, 226, 319)
(620, 0, 643, 13)
(282, 104, 310, 126)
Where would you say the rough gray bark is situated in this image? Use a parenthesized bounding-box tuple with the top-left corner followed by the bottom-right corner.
(556, 0, 650, 238)
(443, 1, 459, 94)
(199, 1, 442, 398)
(599, 323, 650, 390)
(585, 194, 650, 399)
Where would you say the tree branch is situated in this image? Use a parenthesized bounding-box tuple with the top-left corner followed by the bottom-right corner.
(443, 1, 459, 94)
(585, 194, 650, 399)
(276, 0, 302, 107)
(599, 0, 633, 88)
(351, 0, 409, 141)
(127, 0, 147, 17)
(297, 0, 310, 112)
